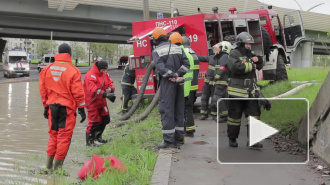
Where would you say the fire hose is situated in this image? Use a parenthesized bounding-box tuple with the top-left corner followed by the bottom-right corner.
(111, 87, 160, 127)
(111, 62, 157, 126)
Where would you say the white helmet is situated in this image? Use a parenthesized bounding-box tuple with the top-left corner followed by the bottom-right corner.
(219, 41, 232, 54)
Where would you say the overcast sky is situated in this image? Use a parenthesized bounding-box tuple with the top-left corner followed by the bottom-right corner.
(257, 0, 330, 15)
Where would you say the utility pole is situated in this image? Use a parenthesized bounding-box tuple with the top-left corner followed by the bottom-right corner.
(143, 0, 149, 21)
(88, 42, 91, 66)
(171, 1, 174, 17)
(50, 31, 53, 54)
(243, 0, 249, 12)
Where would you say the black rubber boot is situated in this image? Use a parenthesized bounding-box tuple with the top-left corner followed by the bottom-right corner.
(229, 138, 238, 147)
(246, 123, 263, 149)
(53, 159, 64, 170)
(96, 137, 108, 144)
(157, 141, 176, 149)
(247, 141, 263, 150)
(46, 156, 54, 171)
(200, 114, 208, 120)
(86, 132, 101, 147)
(95, 124, 108, 144)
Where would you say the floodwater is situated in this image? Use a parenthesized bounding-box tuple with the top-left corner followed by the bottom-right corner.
(0, 79, 123, 184)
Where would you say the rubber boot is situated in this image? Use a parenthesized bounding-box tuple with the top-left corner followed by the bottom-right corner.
(229, 138, 238, 147)
(247, 141, 263, 149)
(46, 156, 54, 171)
(95, 127, 108, 144)
(86, 132, 92, 146)
(247, 124, 263, 149)
(157, 141, 176, 149)
(53, 159, 64, 170)
(86, 132, 101, 147)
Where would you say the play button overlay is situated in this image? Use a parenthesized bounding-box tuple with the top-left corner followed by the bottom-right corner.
(249, 116, 278, 146)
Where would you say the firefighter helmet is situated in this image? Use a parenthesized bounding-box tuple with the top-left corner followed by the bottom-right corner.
(182, 36, 190, 48)
(169, 32, 183, 44)
(219, 41, 232, 54)
(236, 32, 254, 46)
(152, 27, 167, 40)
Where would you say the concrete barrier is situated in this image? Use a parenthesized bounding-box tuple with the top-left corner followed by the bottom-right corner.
(298, 72, 330, 164)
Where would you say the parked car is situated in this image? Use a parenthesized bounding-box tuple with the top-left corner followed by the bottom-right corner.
(117, 56, 128, 70)
(37, 54, 55, 72)
(3, 48, 30, 78)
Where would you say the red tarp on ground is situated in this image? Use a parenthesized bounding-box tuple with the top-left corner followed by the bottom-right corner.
(78, 154, 126, 180)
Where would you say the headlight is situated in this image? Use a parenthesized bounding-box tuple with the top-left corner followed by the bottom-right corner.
(9, 67, 14, 71)
(26, 67, 30, 70)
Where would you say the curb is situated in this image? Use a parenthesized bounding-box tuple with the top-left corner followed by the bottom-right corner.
(151, 149, 173, 185)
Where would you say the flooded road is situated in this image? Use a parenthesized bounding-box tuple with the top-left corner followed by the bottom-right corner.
(0, 69, 124, 184)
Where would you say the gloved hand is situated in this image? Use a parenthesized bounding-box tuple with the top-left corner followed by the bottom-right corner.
(78, 108, 86, 123)
(256, 91, 271, 111)
(259, 99, 271, 111)
(43, 107, 49, 119)
(104, 92, 116, 103)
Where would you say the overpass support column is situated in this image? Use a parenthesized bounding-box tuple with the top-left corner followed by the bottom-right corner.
(143, 0, 149, 21)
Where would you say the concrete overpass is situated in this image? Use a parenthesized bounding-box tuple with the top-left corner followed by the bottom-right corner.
(0, 0, 329, 54)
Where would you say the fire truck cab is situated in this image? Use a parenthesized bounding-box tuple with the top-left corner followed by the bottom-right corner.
(242, 8, 312, 80)
(128, 9, 264, 97)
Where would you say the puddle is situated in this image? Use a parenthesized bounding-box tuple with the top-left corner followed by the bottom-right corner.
(0, 75, 123, 184)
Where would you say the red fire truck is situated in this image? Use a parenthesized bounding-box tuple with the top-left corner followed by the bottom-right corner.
(127, 7, 311, 97)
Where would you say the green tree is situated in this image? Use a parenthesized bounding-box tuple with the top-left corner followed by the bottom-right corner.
(35, 40, 58, 59)
(90, 43, 118, 64)
(72, 43, 87, 61)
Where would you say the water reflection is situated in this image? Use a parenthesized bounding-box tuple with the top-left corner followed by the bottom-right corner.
(0, 80, 123, 184)
(8, 83, 12, 117)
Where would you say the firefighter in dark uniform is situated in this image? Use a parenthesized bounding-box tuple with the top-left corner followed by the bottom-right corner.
(120, 63, 137, 114)
(211, 41, 232, 123)
(152, 28, 190, 149)
(182, 36, 199, 136)
(226, 32, 270, 149)
(198, 45, 218, 120)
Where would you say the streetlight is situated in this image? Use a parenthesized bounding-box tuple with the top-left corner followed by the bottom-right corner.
(293, 0, 325, 12)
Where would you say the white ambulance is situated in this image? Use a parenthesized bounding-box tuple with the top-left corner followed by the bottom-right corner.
(3, 48, 30, 78)
(37, 54, 55, 72)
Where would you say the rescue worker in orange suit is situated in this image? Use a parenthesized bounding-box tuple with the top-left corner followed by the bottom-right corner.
(39, 43, 86, 171)
(211, 41, 232, 123)
(120, 63, 137, 114)
(84, 60, 116, 147)
(226, 32, 271, 149)
(152, 28, 190, 149)
(198, 46, 217, 120)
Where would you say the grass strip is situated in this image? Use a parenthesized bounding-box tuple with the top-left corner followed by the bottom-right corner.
(82, 108, 162, 185)
(261, 83, 322, 137)
(287, 67, 329, 82)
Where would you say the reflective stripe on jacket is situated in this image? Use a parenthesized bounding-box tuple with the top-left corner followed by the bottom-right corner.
(39, 53, 85, 110)
(121, 64, 135, 86)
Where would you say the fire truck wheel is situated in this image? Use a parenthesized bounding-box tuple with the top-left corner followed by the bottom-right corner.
(276, 55, 288, 81)
(261, 27, 272, 56)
